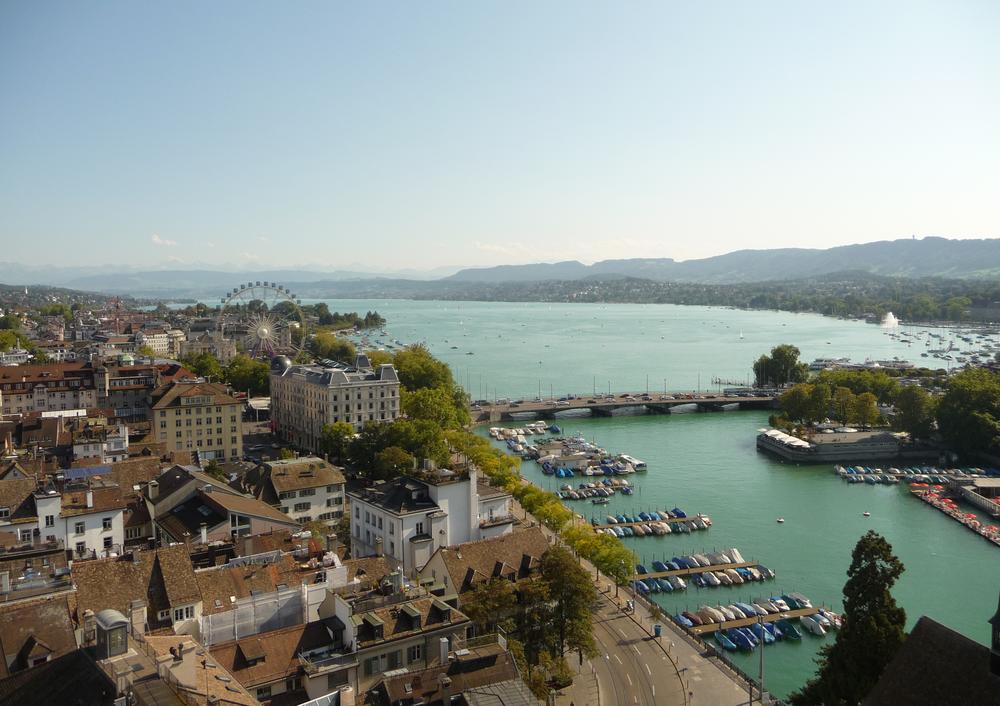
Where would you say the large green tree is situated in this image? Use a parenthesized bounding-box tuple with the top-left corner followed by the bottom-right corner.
(318, 421, 355, 462)
(831, 387, 856, 424)
(181, 351, 224, 381)
(753, 344, 809, 387)
(852, 392, 879, 428)
(539, 545, 598, 659)
(892, 385, 936, 439)
(393, 344, 454, 391)
(461, 578, 517, 634)
(936, 368, 1000, 456)
(226, 355, 270, 396)
(309, 331, 357, 362)
(791, 530, 906, 706)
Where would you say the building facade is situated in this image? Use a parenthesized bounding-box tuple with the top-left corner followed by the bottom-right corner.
(270, 355, 400, 454)
(347, 462, 515, 575)
(149, 381, 244, 461)
(243, 456, 347, 526)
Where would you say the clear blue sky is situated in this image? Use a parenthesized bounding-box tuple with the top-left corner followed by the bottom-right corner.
(1, 1, 998, 271)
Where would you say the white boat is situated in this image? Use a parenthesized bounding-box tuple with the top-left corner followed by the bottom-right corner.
(754, 601, 778, 615)
(668, 576, 686, 590)
(724, 569, 744, 585)
(728, 548, 745, 563)
(771, 598, 790, 612)
(800, 615, 827, 636)
(702, 572, 721, 586)
(715, 605, 737, 621)
(693, 554, 712, 567)
(788, 592, 813, 608)
(715, 571, 732, 585)
(617, 454, 647, 471)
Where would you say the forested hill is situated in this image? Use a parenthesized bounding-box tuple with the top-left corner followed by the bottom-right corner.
(445, 237, 1000, 284)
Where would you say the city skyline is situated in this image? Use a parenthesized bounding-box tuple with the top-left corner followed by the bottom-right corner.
(2, 1, 998, 269)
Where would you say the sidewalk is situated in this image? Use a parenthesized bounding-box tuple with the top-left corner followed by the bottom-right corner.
(555, 657, 601, 706)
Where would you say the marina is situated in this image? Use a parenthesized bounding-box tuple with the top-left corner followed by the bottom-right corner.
(591, 511, 712, 536)
(835, 464, 994, 485)
(911, 487, 1000, 547)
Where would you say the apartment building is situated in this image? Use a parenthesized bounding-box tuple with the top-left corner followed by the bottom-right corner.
(149, 380, 244, 461)
(347, 461, 515, 575)
(270, 355, 400, 454)
(243, 456, 347, 526)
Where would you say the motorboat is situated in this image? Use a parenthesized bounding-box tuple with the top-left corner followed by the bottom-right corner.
(691, 573, 706, 588)
(726, 604, 747, 619)
(715, 605, 737, 621)
(632, 525, 646, 537)
(683, 555, 701, 569)
(592, 497, 609, 505)
(675, 613, 694, 629)
(728, 548, 745, 563)
(776, 518, 785, 523)
(723, 569, 744, 584)
(636, 564, 647, 575)
(757, 565, 775, 580)
(702, 572, 721, 587)
(776, 618, 802, 640)
(751, 623, 775, 644)
(788, 592, 813, 609)
(736, 627, 759, 648)
(715, 631, 738, 651)
(701, 606, 727, 623)
(770, 598, 791, 612)
(800, 615, 826, 636)
(633, 580, 649, 595)
(695, 609, 717, 624)
(693, 554, 712, 567)
(668, 576, 686, 591)
(766, 622, 783, 640)
(606, 515, 618, 524)
(725, 628, 754, 651)
(819, 609, 842, 629)
(642, 579, 659, 593)
(736, 602, 763, 617)
(682, 611, 703, 626)
(651, 560, 669, 572)
(715, 571, 732, 586)
(657, 578, 673, 592)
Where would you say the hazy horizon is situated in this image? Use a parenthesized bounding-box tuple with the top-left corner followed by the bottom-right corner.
(2, 2, 998, 270)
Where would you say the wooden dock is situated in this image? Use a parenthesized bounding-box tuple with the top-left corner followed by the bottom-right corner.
(689, 607, 820, 635)
(592, 516, 708, 531)
(634, 560, 756, 581)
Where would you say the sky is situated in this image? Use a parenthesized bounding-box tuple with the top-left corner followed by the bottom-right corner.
(1, 1, 999, 272)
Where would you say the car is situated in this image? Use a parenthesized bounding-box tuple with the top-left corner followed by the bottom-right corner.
(511, 402, 521, 407)
(555, 401, 570, 406)
(625, 396, 637, 402)
(641, 395, 652, 401)
(587, 399, 597, 404)
(659, 395, 675, 400)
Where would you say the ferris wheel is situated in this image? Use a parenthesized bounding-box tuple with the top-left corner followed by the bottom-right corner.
(216, 281, 306, 358)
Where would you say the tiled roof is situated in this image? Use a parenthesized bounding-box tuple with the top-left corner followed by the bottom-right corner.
(433, 527, 550, 594)
(0, 649, 117, 706)
(864, 615, 1000, 705)
(0, 362, 94, 386)
(0, 478, 37, 524)
(356, 596, 469, 647)
(209, 622, 332, 689)
(343, 556, 392, 583)
(142, 635, 258, 706)
(264, 457, 345, 494)
(60, 485, 127, 517)
(202, 490, 298, 525)
(72, 545, 198, 621)
(0, 597, 77, 678)
(195, 555, 306, 616)
(149, 381, 240, 410)
(476, 480, 511, 500)
(349, 478, 439, 515)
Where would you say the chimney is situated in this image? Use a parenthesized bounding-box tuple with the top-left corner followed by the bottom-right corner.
(374, 537, 383, 558)
(85, 490, 93, 508)
(438, 637, 449, 666)
(82, 609, 97, 646)
(148, 480, 159, 500)
(200, 523, 208, 545)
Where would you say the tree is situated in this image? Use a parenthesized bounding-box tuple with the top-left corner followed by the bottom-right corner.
(365, 349, 394, 368)
(753, 344, 808, 387)
(136, 344, 156, 358)
(309, 331, 356, 362)
(0, 330, 20, 351)
(319, 421, 355, 462)
(893, 385, 936, 439)
(807, 383, 832, 424)
(181, 351, 224, 381)
(394, 344, 454, 391)
(790, 530, 906, 706)
(373, 446, 415, 480)
(539, 545, 598, 659)
(303, 519, 330, 539)
(832, 387, 856, 424)
(936, 368, 1000, 456)
(461, 578, 517, 634)
(203, 460, 226, 481)
(852, 392, 879, 428)
(780, 384, 814, 423)
(279, 447, 296, 460)
(226, 355, 270, 396)
(402, 387, 464, 429)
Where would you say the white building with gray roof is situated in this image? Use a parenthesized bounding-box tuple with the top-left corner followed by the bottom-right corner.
(270, 355, 401, 453)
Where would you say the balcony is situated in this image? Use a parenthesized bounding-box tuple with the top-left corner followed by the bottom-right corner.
(298, 647, 358, 675)
(479, 513, 517, 529)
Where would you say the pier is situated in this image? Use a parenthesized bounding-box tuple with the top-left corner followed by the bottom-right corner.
(473, 393, 777, 422)
(634, 560, 755, 581)
(687, 607, 821, 635)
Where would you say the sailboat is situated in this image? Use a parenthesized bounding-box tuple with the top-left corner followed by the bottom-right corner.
(739, 330, 744, 340)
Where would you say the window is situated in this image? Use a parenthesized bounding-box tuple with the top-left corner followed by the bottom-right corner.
(355, 506, 359, 518)
(103, 536, 113, 549)
(19, 529, 32, 542)
(76, 541, 86, 554)
(286, 676, 301, 692)
(293, 502, 311, 512)
(0, 508, 9, 520)
(389, 541, 395, 555)
(389, 523, 394, 535)
(102, 517, 112, 530)
(256, 686, 271, 699)
(407, 644, 423, 662)
(74, 521, 86, 535)
(363, 656, 381, 676)
(126, 527, 142, 540)
(415, 521, 424, 535)
(328, 671, 349, 688)
(173, 605, 195, 622)
(158, 609, 170, 621)
(326, 485, 338, 493)
(300, 487, 315, 497)
(45, 515, 54, 527)
(387, 650, 402, 669)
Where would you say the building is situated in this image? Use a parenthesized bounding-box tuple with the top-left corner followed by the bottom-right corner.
(145, 465, 300, 543)
(864, 610, 1000, 705)
(0, 597, 78, 677)
(0, 649, 118, 706)
(140, 635, 260, 705)
(243, 456, 347, 526)
(270, 355, 401, 453)
(33, 482, 127, 559)
(149, 380, 244, 461)
(0, 531, 71, 601)
(418, 527, 549, 597)
(71, 421, 129, 464)
(348, 461, 515, 575)
(756, 428, 906, 462)
(180, 330, 238, 363)
(72, 545, 203, 635)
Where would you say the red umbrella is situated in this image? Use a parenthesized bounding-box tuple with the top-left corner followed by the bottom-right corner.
(966, 513, 978, 519)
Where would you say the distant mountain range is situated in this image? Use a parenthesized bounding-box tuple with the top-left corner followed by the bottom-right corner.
(1, 237, 998, 298)
(443, 237, 1000, 284)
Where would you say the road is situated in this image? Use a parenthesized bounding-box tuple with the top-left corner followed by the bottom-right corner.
(591, 599, 685, 706)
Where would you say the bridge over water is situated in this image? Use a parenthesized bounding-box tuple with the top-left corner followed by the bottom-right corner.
(472, 393, 778, 423)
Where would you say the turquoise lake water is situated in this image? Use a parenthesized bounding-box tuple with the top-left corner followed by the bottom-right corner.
(314, 299, 1000, 699)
